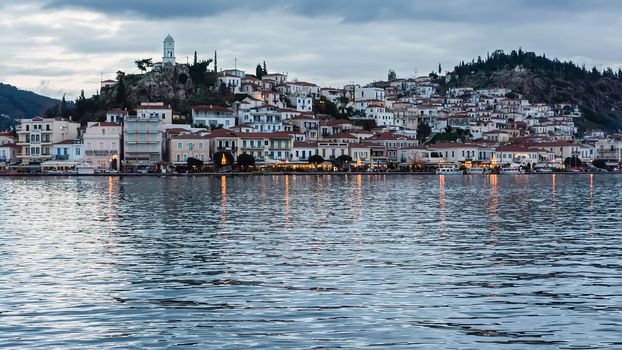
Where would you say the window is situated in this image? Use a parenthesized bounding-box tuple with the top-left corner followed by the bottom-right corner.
(176, 155, 180, 161)
(76, 148, 81, 156)
(198, 143, 203, 149)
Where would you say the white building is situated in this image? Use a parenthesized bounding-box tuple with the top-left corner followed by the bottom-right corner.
(192, 105, 236, 129)
(52, 140, 84, 162)
(16, 117, 80, 164)
(365, 105, 394, 126)
(294, 96, 313, 112)
(217, 73, 242, 93)
(355, 87, 385, 102)
(106, 108, 128, 123)
(136, 102, 173, 124)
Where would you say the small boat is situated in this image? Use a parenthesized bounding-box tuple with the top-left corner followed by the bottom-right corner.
(76, 163, 96, 175)
(466, 167, 490, 175)
(436, 167, 463, 175)
(500, 166, 524, 174)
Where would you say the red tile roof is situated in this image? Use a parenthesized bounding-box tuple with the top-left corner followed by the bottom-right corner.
(55, 139, 77, 145)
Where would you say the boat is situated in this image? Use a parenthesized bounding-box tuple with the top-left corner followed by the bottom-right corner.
(466, 167, 490, 175)
(436, 167, 463, 175)
(499, 166, 524, 174)
(76, 163, 96, 175)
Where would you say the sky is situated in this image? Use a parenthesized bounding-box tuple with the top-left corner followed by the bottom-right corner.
(2, 0, 622, 100)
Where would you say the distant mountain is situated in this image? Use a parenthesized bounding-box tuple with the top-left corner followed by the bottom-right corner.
(448, 49, 622, 132)
(0, 83, 62, 119)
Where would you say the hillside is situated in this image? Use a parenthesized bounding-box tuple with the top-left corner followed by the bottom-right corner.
(0, 83, 62, 119)
(69, 61, 225, 123)
(448, 49, 622, 132)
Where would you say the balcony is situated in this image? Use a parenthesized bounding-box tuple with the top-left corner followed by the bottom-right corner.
(124, 140, 161, 144)
(85, 150, 118, 156)
(217, 147, 238, 153)
(125, 129, 157, 134)
(55, 155, 69, 160)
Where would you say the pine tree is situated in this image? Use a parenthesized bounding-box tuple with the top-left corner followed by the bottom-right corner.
(256, 64, 264, 79)
(262, 61, 268, 75)
(193, 51, 198, 66)
(438, 63, 442, 74)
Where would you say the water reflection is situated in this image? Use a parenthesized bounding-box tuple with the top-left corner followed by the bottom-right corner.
(438, 175, 446, 235)
(488, 174, 499, 235)
(0, 175, 621, 349)
(220, 175, 227, 224)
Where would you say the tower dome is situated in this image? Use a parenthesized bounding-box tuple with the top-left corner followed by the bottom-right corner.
(163, 34, 175, 65)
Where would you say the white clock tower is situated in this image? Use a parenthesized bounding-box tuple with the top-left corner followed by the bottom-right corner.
(163, 34, 175, 65)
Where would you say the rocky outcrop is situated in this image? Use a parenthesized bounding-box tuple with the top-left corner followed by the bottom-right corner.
(102, 64, 196, 110)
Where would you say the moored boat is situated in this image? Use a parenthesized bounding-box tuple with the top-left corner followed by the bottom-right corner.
(436, 167, 463, 175)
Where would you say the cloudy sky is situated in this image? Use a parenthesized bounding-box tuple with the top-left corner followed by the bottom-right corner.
(2, 0, 622, 100)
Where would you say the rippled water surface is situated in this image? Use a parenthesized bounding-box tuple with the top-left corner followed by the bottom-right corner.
(1, 174, 621, 349)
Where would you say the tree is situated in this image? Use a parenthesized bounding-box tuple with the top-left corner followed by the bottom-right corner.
(438, 63, 442, 74)
(262, 60, 268, 75)
(213, 151, 234, 169)
(189, 59, 213, 86)
(417, 122, 432, 141)
(256, 63, 264, 79)
(333, 154, 353, 170)
(193, 51, 198, 66)
(388, 69, 397, 81)
(237, 153, 256, 170)
(135, 58, 153, 72)
(115, 71, 127, 107)
(186, 157, 204, 171)
(308, 154, 324, 165)
(564, 156, 583, 169)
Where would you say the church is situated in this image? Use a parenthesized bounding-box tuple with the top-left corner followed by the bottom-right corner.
(154, 34, 176, 71)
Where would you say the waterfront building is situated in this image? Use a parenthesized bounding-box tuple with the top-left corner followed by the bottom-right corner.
(237, 132, 294, 162)
(83, 122, 122, 171)
(207, 128, 240, 161)
(317, 142, 349, 160)
(428, 143, 482, 163)
(0, 143, 19, 164)
(123, 113, 165, 172)
(0, 132, 15, 145)
(16, 117, 80, 164)
(292, 141, 318, 162)
(169, 134, 210, 165)
(366, 132, 418, 162)
(52, 140, 84, 162)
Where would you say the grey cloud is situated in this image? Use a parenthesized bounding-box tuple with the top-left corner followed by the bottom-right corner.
(39, 0, 622, 22)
